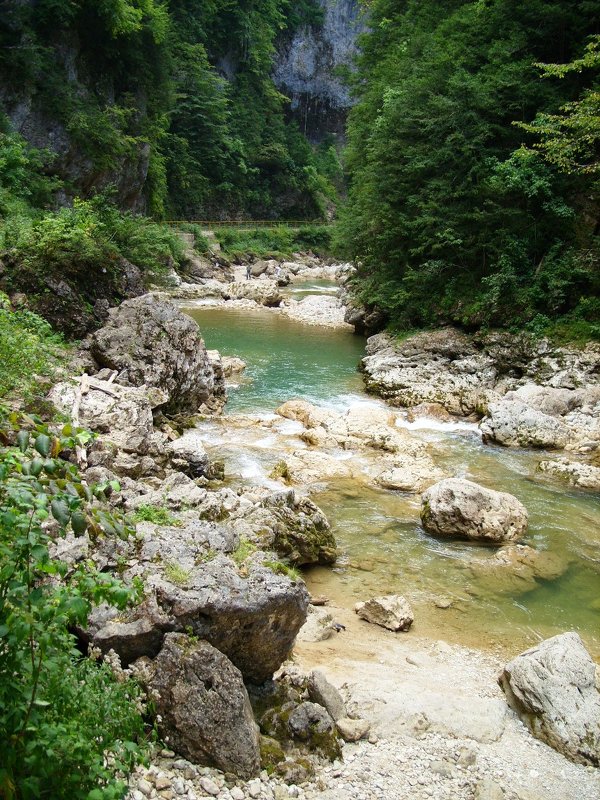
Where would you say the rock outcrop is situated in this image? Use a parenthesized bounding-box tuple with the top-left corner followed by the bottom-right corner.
(499, 632, 600, 766)
(421, 479, 528, 544)
(276, 399, 445, 493)
(48, 377, 164, 455)
(240, 490, 337, 565)
(537, 458, 600, 490)
(135, 633, 261, 778)
(361, 330, 600, 448)
(272, 0, 366, 139)
(88, 554, 309, 683)
(90, 295, 224, 414)
(481, 385, 600, 453)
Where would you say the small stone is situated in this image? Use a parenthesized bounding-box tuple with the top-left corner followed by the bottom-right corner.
(155, 777, 172, 791)
(368, 732, 379, 744)
(199, 777, 220, 797)
(230, 788, 245, 800)
(173, 760, 189, 771)
(457, 746, 478, 767)
(161, 749, 176, 758)
(273, 788, 289, 800)
(431, 761, 453, 778)
(434, 597, 452, 609)
(336, 717, 370, 742)
(474, 778, 505, 800)
(137, 779, 153, 797)
(131, 791, 145, 800)
(247, 780, 262, 799)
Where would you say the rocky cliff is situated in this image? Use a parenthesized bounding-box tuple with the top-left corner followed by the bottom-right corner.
(273, 0, 366, 141)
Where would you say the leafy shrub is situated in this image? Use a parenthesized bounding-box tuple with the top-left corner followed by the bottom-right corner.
(6, 198, 185, 279)
(0, 411, 147, 799)
(293, 225, 332, 254)
(0, 293, 66, 399)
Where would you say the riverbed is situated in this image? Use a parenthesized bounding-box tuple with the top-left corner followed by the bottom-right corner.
(184, 291, 600, 660)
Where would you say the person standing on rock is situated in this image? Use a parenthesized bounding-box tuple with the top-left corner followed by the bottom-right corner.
(246, 263, 252, 280)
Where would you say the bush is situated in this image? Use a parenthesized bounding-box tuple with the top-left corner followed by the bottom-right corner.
(0, 293, 66, 399)
(5, 199, 185, 280)
(0, 411, 147, 799)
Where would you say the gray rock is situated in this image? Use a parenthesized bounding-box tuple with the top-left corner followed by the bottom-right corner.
(421, 478, 528, 544)
(224, 280, 282, 307)
(90, 295, 224, 414)
(480, 400, 570, 449)
(89, 557, 309, 682)
(354, 594, 414, 632)
(48, 378, 160, 455)
(167, 430, 211, 478)
(307, 670, 346, 722)
(287, 702, 341, 758)
(499, 631, 600, 765)
(474, 778, 505, 800)
(139, 633, 260, 778)
(244, 490, 336, 566)
(538, 459, 600, 490)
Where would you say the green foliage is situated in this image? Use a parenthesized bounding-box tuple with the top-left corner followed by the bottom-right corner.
(338, 0, 600, 337)
(3, 196, 184, 275)
(0, 294, 66, 399)
(263, 560, 301, 582)
(163, 562, 191, 586)
(217, 224, 332, 259)
(518, 35, 600, 175)
(232, 536, 257, 567)
(0, 411, 146, 799)
(132, 504, 181, 527)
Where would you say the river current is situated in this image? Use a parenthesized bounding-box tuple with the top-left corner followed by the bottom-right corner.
(184, 285, 600, 659)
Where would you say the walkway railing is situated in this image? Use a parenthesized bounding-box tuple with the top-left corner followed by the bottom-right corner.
(165, 219, 332, 229)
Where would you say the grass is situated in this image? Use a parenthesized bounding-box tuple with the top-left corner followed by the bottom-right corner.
(231, 536, 257, 566)
(263, 560, 302, 581)
(164, 562, 192, 586)
(131, 504, 182, 526)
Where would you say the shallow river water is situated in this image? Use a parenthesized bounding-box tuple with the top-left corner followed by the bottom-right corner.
(185, 296, 600, 659)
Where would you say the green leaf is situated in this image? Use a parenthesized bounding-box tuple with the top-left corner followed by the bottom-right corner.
(30, 458, 44, 477)
(34, 434, 51, 457)
(50, 498, 70, 526)
(17, 430, 30, 452)
(71, 511, 88, 536)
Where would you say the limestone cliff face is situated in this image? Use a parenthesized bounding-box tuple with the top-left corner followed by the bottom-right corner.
(273, 0, 366, 141)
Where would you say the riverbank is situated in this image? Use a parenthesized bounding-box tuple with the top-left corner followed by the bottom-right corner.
(8, 257, 597, 799)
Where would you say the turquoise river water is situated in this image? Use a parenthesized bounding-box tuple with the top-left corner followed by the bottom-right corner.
(184, 294, 600, 659)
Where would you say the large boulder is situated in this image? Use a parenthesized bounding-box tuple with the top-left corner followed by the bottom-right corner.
(48, 377, 163, 454)
(224, 280, 282, 307)
(421, 478, 528, 544)
(137, 633, 260, 778)
(499, 632, 600, 766)
(90, 295, 222, 414)
(166, 430, 211, 478)
(88, 555, 309, 683)
(242, 490, 337, 566)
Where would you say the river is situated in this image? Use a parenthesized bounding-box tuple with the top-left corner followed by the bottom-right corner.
(183, 287, 600, 659)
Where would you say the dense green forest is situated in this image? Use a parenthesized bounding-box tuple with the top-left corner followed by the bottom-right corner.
(337, 0, 600, 339)
(0, 0, 332, 219)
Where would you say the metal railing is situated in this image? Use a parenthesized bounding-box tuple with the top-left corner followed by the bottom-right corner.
(165, 219, 332, 229)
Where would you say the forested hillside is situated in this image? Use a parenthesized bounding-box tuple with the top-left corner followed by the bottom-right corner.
(337, 0, 600, 340)
(0, 0, 333, 219)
